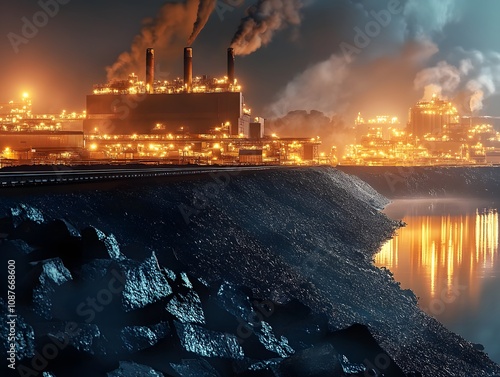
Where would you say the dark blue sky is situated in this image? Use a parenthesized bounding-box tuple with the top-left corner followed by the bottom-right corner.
(1, 0, 499, 122)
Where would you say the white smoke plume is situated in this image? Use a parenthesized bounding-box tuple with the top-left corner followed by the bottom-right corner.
(414, 61, 462, 100)
(188, 0, 217, 46)
(267, 0, 469, 121)
(268, 54, 350, 116)
(414, 49, 500, 112)
(106, 0, 198, 81)
(268, 40, 439, 118)
(402, 0, 464, 38)
(230, 0, 305, 56)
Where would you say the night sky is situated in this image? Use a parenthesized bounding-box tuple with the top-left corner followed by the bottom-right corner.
(1, 0, 500, 123)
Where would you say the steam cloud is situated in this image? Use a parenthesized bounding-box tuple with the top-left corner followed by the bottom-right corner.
(414, 49, 500, 112)
(106, 0, 198, 81)
(266, 110, 353, 153)
(231, 0, 305, 56)
(267, 0, 475, 121)
(188, 0, 217, 46)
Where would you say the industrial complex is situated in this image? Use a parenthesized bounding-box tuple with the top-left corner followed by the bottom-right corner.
(1, 47, 500, 168)
(1, 47, 321, 167)
(343, 95, 500, 166)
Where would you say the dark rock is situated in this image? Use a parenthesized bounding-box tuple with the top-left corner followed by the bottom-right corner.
(278, 343, 344, 377)
(166, 290, 205, 324)
(327, 324, 406, 377)
(121, 252, 172, 312)
(174, 321, 245, 360)
(33, 258, 72, 319)
(170, 359, 220, 377)
(120, 322, 170, 353)
(107, 361, 164, 377)
(472, 343, 485, 351)
(10, 204, 45, 227)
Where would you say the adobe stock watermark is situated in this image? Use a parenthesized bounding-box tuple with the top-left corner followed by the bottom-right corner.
(215, 0, 244, 21)
(383, 166, 415, 193)
(421, 278, 467, 316)
(363, 352, 392, 377)
(16, 269, 125, 377)
(7, 0, 71, 54)
(75, 269, 126, 322)
(178, 169, 241, 224)
(236, 299, 275, 344)
(340, 0, 403, 63)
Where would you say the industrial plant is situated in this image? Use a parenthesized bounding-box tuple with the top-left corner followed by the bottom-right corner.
(342, 95, 500, 166)
(1, 47, 322, 167)
(2, 48, 500, 168)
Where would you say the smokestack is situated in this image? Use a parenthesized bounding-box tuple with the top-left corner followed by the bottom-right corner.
(227, 47, 235, 86)
(184, 47, 193, 93)
(146, 48, 155, 94)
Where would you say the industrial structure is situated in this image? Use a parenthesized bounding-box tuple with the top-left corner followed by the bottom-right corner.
(0, 93, 84, 164)
(84, 47, 254, 137)
(408, 95, 461, 139)
(342, 96, 500, 166)
(1, 47, 324, 167)
(4, 45, 500, 168)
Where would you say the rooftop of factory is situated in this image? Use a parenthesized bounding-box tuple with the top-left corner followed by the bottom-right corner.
(92, 73, 242, 95)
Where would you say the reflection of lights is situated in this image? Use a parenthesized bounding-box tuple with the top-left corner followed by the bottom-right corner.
(375, 206, 499, 311)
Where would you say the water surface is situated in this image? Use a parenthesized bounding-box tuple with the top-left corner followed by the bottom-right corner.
(376, 198, 500, 363)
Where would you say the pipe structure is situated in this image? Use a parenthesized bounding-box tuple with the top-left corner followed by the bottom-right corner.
(146, 48, 155, 94)
(227, 47, 235, 86)
(184, 47, 193, 93)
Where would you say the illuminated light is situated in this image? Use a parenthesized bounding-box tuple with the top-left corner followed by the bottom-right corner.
(89, 144, 97, 151)
(213, 143, 221, 149)
(22, 92, 30, 99)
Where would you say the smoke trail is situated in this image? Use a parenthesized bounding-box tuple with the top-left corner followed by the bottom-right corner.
(414, 50, 500, 112)
(106, 0, 198, 81)
(402, 0, 464, 39)
(188, 0, 217, 46)
(230, 0, 305, 56)
(267, 0, 468, 121)
(268, 41, 438, 118)
(414, 61, 462, 100)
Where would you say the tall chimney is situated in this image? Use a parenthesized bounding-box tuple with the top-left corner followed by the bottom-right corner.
(146, 48, 155, 94)
(227, 47, 235, 86)
(184, 47, 193, 93)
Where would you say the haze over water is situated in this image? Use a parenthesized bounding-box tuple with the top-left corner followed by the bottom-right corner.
(376, 199, 500, 363)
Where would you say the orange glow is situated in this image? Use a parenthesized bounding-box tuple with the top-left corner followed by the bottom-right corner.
(376, 205, 499, 319)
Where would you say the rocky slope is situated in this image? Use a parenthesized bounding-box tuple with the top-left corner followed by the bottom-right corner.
(1, 167, 499, 377)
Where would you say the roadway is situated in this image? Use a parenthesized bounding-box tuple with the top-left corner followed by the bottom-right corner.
(0, 165, 285, 188)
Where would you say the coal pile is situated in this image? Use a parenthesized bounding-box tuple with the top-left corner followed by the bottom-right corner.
(1, 205, 411, 377)
(1, 167, 499, 377)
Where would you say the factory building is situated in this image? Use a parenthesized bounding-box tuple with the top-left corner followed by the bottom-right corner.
(1, 94, 85, 164)
(2, 47, 327, 167)
(408, 95, 460, 139)
(84, 48, 255, 137)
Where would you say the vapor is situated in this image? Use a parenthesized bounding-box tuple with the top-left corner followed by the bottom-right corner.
(266, 110, 354, 153)
(415, 49, 500, 112)
(230, 0, 305, 56)
(267, 0, 469, 122)
(402, 0, 464, 39)
(106, 0, 198, 81)
(188, 0, 217, 46)
(268, 41, 438, 118)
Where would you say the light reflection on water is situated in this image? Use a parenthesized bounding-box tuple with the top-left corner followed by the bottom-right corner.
(375, 199, 500, 363)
